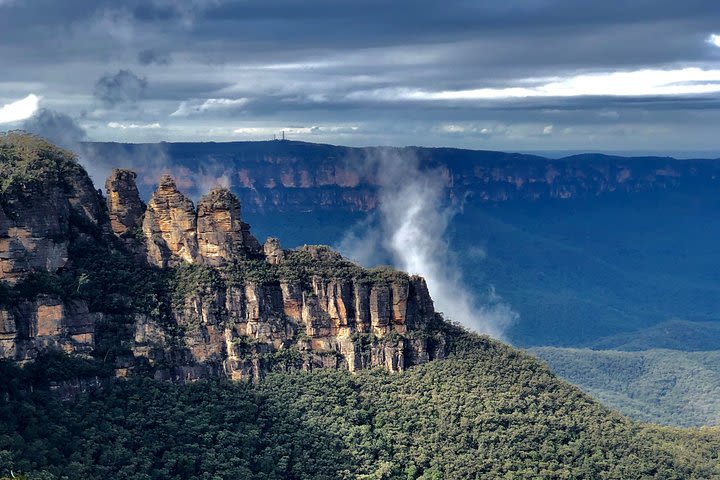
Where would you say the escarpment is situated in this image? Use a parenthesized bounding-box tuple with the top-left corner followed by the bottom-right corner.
(0, 135, 107, 284)
(0, 134, 447, 381)
(87, 141, 720, 214)
(0, 134, 108, 360)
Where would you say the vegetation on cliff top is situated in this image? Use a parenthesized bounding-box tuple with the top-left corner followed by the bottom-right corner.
(0, 132, 84, 197)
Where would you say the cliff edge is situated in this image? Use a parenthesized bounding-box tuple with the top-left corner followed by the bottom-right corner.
(0, 133, 448, 381)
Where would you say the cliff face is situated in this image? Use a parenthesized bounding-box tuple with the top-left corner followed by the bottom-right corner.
(0, 296, 96, 361)
(231, 151, 720, 213)
(197, 188, 261, 265)
(105, 169, 145, 236)
(0, 134, 108, 362)
(146, 258, 441, 381)
(142, 176, 262, 268)
(0, 134, 445, 380)
(86, 142, 720, 213)
(143, 174, 199, 266)
(0, 136, 107, 283)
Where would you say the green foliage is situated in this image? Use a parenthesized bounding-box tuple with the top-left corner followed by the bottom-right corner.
(532, 347, 720, 427)
(280, 248, 408, 285)
(280, 248, 364, 282)
(223, 258, 280, 286)
(119, 227, 145, 242)
(170, 263, 225, 310)
(64, 238, 172, 317)
(2, 339, 720, 479)
(0, 352, 111, 395)
(10, 271, 69, 302)
(219, 248, 408, 291)
(169, 263, 227, 331)
(0, 132, 83, 197)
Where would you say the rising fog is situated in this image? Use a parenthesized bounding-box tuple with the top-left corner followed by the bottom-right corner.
(339, 149, 518, 340)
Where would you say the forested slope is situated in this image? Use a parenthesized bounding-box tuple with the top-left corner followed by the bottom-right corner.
(532, 347, 720, 427)
(2, 336, 720, 479)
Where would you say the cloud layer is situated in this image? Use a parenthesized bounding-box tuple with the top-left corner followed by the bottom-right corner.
(2, 1, 720, 151)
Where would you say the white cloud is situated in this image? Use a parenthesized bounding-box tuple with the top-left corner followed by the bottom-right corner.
(0, 94, 40, 124)
(232, 125, 359, 136)
(232, 127, 268, 135)
(438, 123, 496, 136)
(441, 124, 466, 133)
(351, 68, 720, 102)
(708, 34, 720, 48)
(171, 97, 248, 117)
(107, 122, 161, 129)
(543, 125, 554, 135)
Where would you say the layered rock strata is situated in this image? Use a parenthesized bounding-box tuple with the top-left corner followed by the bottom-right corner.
(0, 296, 96, 362)
(0, 139, 445, 380)
(0, 149, 106, 283)
(143, 176, 261, 267)
(197, 188, 262, 264)
(141, 269, 441, 381)
(142, 175, 199, 267)
(105, 169, 145, 236)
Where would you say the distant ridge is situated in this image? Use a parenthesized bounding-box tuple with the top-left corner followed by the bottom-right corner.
(83, 140, 720, 213)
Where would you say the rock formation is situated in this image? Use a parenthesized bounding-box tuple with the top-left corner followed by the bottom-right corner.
(105, 169, 145, 236)
(197, 188, 261, 265)
(143, 177, 261, 267)
(0, 296, 96, 362)
(150, 268, 441, 380)
(143, 175, 199, 267)
(0, 133, 106, 284)
(0, 134, 447, 381)
(263, 237, 285, 264)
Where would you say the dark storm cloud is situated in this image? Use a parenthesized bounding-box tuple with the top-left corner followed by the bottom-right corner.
(138, 49, 170, 66)
(94, 70, 148, 107)
(2, 0, 720, 149)
(21, 109, 87, 148)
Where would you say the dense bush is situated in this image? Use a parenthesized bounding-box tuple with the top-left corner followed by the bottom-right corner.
(2, 341, 720, 479)
(0, 132, 83, 196)
(532, 347, 720, 427)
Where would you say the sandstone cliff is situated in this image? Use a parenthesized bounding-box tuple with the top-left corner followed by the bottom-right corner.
(0, 134, 108, 363)
(197, 188, 261, 265)
(0, 133, 447, 380)
(142, 176, 262, 268)
(87, 141, 720, 214)
(143, 174, 199, 267)
(105, 168, 145, 236)
(0, 133, 107, 284)
(0, 296, 96, 361)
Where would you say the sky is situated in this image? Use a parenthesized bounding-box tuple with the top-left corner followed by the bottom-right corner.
(2, 0, 720, 152)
